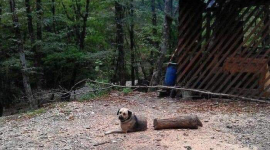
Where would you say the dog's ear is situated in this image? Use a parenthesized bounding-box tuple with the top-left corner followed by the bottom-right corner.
(117, 109, 120, 115)
(128, 110, 132, 117)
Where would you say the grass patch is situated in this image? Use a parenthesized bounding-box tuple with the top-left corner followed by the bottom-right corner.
(57, 102, 68, 108)
(122, 88, 133, 95)
(78, 80, 112, 102)
(62, 109, 72, 116)
(24, 108, 46, 118)
(78, 90, 109, 102)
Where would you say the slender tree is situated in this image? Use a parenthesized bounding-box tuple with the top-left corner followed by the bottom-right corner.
(129, 0, 135, 85)
(0, 2, 3, 110)
(0, 2, 2, 49)
(80, 0, 90, 50)
(34, 0, 43, 88)
(70, 0, 90, 89)
(36, 0, 42, 72)
(36, 0, 42, 71)
(25, 0, 37, 65)
(150, 0, 158, 77)
(36, 0, 42, 43)
(0, 102, 3, 117)
(263, 5, 270, 46)
(115, 1, 125, 85)
(10, 0, 37, 109)
(151, 0, 173, 86)
(51, 0, 57, 33)
(0, 2, 2, 24)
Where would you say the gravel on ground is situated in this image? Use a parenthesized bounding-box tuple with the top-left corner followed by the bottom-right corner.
(0, 91, 269, 150)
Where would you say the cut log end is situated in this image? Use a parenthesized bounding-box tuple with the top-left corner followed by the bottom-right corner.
(154, 115, 203, 130)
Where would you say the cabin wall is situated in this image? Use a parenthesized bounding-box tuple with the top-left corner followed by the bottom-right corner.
(174, 0, 270, 99)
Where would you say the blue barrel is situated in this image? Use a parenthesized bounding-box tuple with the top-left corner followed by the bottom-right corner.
(164, 63, 177, 86)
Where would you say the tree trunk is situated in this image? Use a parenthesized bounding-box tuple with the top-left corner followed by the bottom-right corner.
(150, 0, 173, 86)
(36, 0, 43, 88)
(0, 2, 2, 49)
(140, 62, 148, 80)
(80, 0, 90, 50)
(150, 0, 158, 78)
(129, 0, 135, 86)
(0, 102, 3, 117)
(36, 0, 42, 43)
(0, 2, 2, 23)
(51, 0, 57, 33)
(25, 0, 36, 53)
(25, 0, 41, 87)
(0, 3, 3, 111)
(115, 1, 125, 85)
(72, 1, 81, 47)
(263, 5, 269, 46)
(69, 63, 78, 90)
(153, 115, 203, 130)
(69, 0, 90, 89)
(10, 0, 37, 109)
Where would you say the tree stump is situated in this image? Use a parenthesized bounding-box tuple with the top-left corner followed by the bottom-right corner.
(153, 115, 203, 130)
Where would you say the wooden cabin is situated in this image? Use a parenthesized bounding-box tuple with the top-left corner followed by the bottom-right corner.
(171, 0, 270, 99)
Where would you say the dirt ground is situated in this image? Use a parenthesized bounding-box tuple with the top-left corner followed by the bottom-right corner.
(0, 91, 270, 150)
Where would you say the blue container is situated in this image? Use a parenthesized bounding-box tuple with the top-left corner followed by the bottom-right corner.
(164, 63, 177, 86)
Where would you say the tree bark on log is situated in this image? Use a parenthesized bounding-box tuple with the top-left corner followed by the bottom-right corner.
(153, 115, 203, 130)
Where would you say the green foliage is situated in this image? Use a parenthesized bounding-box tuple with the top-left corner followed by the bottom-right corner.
(122, 88, 133, 95)
(44, 46, 84, 66)
(79, 90, 109, 102)
(0, 0, 179, 106)
(79, 80, 111, 101)
(24, 108, 46, 118)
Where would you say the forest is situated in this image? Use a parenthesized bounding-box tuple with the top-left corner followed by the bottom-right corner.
(0, 0, 179, 110)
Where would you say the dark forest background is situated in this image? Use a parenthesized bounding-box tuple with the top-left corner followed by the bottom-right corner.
(0, 0, 179, 109)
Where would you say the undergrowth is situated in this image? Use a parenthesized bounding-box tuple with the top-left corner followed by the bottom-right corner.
(24, 108, 46, 118)
(122, 88, 133, 95)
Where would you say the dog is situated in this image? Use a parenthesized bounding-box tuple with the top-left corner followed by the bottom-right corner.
(105, 108, 147, 135)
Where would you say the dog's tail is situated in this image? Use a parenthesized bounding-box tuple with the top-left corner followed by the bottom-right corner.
(196, 116, 203, 127)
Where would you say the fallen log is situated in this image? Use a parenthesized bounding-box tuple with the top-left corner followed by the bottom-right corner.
(153, 115, 203, 130)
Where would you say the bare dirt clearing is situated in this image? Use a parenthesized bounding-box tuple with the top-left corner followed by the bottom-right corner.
(0, 91, 269, 150)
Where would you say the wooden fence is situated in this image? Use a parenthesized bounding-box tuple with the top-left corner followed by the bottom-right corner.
(172, 0, 270, 99)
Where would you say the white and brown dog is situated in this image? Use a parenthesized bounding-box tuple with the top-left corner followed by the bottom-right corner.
(105, 108, 147, 135)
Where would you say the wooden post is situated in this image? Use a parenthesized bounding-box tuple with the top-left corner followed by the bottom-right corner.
(153, 115, 203, 130)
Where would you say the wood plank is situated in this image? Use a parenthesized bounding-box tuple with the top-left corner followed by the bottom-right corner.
(176, 4, 241, 83)
(215, 18, 270, 94)
(200, 7, 264, 90)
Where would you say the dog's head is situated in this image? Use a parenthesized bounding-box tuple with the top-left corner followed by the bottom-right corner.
(117, 108, 132, 122)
